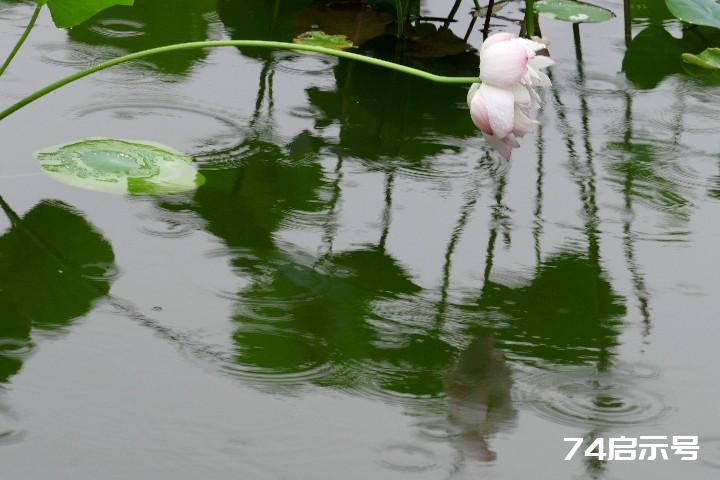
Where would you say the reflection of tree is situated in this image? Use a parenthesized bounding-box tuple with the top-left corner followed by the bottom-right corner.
(67, 0, 216, 75)
(0, 198, 115, 384)
(308, 53, 478, 166)
(622, 1, 720, 89)
(471, 32, 626, 368)
(478, 251, 625, 366)
(219, 0, 315, 61)
(181, 133, 517, 461)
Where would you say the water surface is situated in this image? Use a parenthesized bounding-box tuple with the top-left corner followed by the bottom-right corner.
(1, 0, 719, 478)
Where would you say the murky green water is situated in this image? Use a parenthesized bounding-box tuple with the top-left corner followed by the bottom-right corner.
(1, 0, 719, 478)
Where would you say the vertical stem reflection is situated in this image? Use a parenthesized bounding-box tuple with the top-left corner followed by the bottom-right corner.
(620, 92, 652, 335)
(435, 166, 483, 326)
(533, 97, 545, 270)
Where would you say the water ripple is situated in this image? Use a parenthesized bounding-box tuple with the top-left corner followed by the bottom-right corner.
(379, 444, 439, 473)
(87, 18, 146, 39)
(515, 365, 669, 428)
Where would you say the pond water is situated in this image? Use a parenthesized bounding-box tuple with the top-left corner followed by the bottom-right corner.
(1, 0, 719, 478)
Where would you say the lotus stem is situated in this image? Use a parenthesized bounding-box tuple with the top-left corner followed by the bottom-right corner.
(525, 0, 536, 38)
(0, 40, 480, 122)
(0, 3, 43, 78)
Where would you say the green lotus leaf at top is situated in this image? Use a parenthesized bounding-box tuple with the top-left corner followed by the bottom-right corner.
(35, 138, 205, 194)
(293, 31, 354, 50)
(36, 0, 134, 28)
(533, 0, 616, 23)
(665, 0, 720, 29)
(682, 47, 720, 70)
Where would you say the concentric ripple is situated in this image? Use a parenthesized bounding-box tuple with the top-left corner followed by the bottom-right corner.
(379, 444, 438, 473)
(87, 18, 146, 39)
(516, 366, 669, 428)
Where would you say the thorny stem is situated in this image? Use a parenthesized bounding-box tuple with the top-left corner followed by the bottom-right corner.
(0, 40, 480, 122)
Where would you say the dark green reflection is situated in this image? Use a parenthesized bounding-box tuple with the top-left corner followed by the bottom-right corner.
(622, 26, 683, 89)
(628, 0, 674, 25)
(219, 0, 316, 61)
(307, 44, 478, 165)
(477, 251, 626, 366)
(189, 132, 327, 252)
(0, 199, 115, 383)
(606, 130, 692, 220)
(67, 0, 215, 75)
(623, 24, 720, 88)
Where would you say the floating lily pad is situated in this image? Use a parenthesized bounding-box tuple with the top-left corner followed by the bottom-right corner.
(35, 138, 205, 194)
(534, 0, 615, 23)
(293, 31, 354, 50)
(682, 47, 720, 70)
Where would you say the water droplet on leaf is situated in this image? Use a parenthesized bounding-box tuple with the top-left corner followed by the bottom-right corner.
(35, 138, 205, 194)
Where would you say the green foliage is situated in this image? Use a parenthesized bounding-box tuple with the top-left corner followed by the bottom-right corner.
(682, 47, 720, 70)
(36, 0, 134, 28)
(293, 31, 354, 51)
(665, 0, 720, 29)
(533, 0, 615, 23)
(35, 138, 205, 194)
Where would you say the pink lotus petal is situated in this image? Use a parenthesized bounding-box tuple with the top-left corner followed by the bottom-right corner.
(480, 32, 517, 54)
(480, 41, 529, 87)
(479, 84, 516, 139)
(469, 89, 493, 135)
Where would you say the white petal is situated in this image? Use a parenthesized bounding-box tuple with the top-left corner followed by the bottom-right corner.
(480, 41, 529, 87)
(527, 85, 541, 108)
(523, 66, 552, 88)
(532, 69, 552, 87)
(480, 32, 517, 55)
(511, 84, 532, 111)
(469, 89, 493, 135)
(466, 82, 481, 108)
(479, 84, 515, 139)
(513, 107, 537, 137)
(529, 55, 554, 70)
(516, 38, 547, 54)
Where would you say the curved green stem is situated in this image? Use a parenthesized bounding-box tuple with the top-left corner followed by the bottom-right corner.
(0, 40, 479, 122)
(0, 3, 43, 78)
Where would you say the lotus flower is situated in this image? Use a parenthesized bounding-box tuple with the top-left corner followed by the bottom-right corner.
(468, 33, 554, 160)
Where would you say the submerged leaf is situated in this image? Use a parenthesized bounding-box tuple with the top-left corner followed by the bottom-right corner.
(37, 0, 135, 28)
(533, 0, 615, 23)
(293, 31, 354, 50)
(35, 138, 205, 194)
(682, 47, 720, 70)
